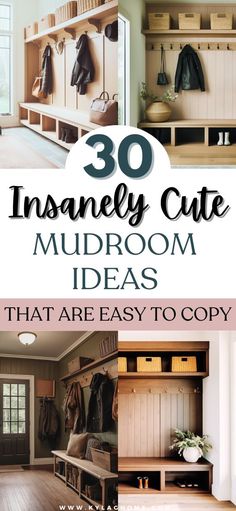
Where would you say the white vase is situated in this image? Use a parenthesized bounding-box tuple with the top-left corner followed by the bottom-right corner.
(183, 447, 201, 463)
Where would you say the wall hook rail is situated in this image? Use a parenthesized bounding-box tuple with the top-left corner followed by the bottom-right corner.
(147, 41, 236, 51)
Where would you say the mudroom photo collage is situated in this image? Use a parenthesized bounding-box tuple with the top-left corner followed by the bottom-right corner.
(0, 0, 235, 511)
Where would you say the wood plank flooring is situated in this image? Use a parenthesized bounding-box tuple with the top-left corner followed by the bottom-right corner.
(0, 468, 89, 511)
(119, 494, 235, 510)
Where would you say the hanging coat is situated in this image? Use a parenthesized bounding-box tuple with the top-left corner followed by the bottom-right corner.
(40, 45, 53, 97)
(71, 34, 95, 95)
(63, 381, 85, 433)
(87, 373, 114, 433)
(38, 399, 60, 441)
(175, 44, 205, 93)
(112, 381, 118, 422)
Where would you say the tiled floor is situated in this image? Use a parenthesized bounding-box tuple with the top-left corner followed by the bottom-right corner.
(3, 127, 68, 168)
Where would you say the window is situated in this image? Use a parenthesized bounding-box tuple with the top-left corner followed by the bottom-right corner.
(0, 3, 11, 114)
(118, 14, 130, 125)
(3, 382, 26, 434)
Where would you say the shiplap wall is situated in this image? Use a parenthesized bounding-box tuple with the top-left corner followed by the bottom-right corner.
(119, 379, 202, 458)
(147, 49, 236, 120)
(26, 15, 117, 113)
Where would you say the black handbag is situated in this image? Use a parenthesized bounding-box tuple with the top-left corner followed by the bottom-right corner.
(157, 46, 169, 86)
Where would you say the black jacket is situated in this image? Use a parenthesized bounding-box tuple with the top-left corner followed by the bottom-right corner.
(175, 45, 205, 93)
(71, 34, 95, 95)
(40, 45, 53, 97)
(87, 373, 114, 433)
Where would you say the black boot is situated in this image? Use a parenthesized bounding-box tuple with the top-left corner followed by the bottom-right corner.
(60, 127, 66, 141)
(64, 128, 77, 144)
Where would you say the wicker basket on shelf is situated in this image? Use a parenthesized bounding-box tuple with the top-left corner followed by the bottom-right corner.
(171, 356, 197, 372)
(55, 2, 77, 24)
(77, 0, 104, 15)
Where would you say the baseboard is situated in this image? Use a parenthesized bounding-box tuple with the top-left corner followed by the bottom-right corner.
(32, 458, 53, 465)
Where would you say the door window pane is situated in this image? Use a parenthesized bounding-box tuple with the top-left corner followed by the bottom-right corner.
(11, 409, 18, 421)
(18, 422, 25, 434)
(3, 383, 10, 395)
(11, 422, 17, 434)
(3, 422, 10, 434)
(3, 409, 10, 421)
(19, 397, 25, 409)
(3, 396, 10, 408)
(11, 397, 17, 408)
(11, 384, 17, 396)
(19, 409, 25, 421)
(19, 385, 26, 396)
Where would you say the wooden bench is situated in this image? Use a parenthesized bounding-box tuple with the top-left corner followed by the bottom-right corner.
(119, 457, 213, 494)
(19, 103, 100, 151)
(52, 450, 117, 508)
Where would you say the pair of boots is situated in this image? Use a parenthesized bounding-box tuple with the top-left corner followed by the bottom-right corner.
(217, 132, 230, 146)
(60, 127, 77, 144)
(137, 476, 149, 489)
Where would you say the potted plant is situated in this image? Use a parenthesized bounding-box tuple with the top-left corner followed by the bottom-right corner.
(170, 429, 212, 463)
(140, 82, 178, 123)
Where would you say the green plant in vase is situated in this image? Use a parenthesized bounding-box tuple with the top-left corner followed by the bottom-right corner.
(140, 82, 178, 123)
(170, 429, 212, 463)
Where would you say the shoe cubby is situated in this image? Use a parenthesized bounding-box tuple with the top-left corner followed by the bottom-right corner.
(42, 115, 56, 133)
(175, 127, 205, 146)
(119, 472, 161, 493)
(29, 110, 41, 125)
(119, 459, 213, 495)
(208, 127, 236, 146)
(165, 470, 210, 493)
(19, 107, 28, 121)
(143, 127, 171, 145)
(58, 121, 79, 145)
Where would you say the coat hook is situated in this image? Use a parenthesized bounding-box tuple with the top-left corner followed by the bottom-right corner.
(132, 388, 136, 393)
(170, 43, 173, 50)
(217, 43, 220, 50)
(149, 388, 152, 394)
(180, 44, 183, 50)
(151, 43, 154, 51)
(227, 44, 230, 50)
(198, 43, 200, 50)
(208, 43, 210, 50)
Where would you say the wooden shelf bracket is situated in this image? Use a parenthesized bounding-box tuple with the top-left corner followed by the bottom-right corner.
(64, 27, 76, 39)
(48, 33, 58, 42)
(88, 17, 101, 33)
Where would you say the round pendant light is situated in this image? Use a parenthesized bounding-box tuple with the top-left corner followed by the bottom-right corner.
(18, 332, 37, 346)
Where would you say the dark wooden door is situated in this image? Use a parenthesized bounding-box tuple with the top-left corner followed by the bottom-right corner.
(0, 380, 30, 465)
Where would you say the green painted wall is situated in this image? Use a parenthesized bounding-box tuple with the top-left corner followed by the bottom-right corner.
(57, 331, 118, 451)
(0, 357, 58, 458)
(0, 332, 117, 462)
(119, 0, 146, 126)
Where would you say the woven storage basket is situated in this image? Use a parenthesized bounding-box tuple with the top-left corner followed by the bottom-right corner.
(178, 13, 201, 30)
(171, 356, 197, 372)
(55, 1, 77, 25)
(99, 335, 117, 357)
(91, 447, 118, 473)
(137, 356, 162, 372)
(210, 13, 232, 30)
(77, 0, 104, 15)
(148, 13, 170, 30)
(118, 357, 127, 372)
(38, 14, 55, 32)
(68, 356, 93, 374)
(25, 22, 38, 39)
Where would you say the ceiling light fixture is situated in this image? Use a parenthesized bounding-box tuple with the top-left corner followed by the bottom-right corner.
(18, 332, 37, 346)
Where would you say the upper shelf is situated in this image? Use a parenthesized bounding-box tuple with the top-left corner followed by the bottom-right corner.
(119, 371, 208, 379)
(143, 29, 236, 37)
(61, 350, 118, 382)
(25, 0, 118, 43)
